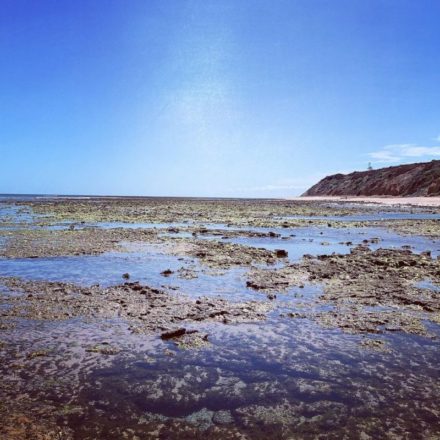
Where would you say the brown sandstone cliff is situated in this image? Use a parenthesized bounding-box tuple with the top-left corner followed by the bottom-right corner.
(303, 160, 440, 197)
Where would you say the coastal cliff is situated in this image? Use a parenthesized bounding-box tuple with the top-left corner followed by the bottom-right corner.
(303, 160, 440, 197)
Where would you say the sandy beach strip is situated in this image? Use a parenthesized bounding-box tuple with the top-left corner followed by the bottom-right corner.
(290, 196, 440, 207)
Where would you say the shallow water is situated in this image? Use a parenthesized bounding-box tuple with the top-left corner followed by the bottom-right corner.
(0, 247, 262, 301)
(416, 279, 440, 292)
(48, 220, 194, 231)
(197, 225, 440, 259)
(0, 203, 34, 226)
(1, 224, 437, 298)
(2, 312, 439, 438)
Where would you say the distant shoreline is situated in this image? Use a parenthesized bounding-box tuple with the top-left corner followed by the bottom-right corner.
(2, 193, 440, 207)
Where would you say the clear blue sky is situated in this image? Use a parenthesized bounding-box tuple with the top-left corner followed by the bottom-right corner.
(1, 0, 440, 197)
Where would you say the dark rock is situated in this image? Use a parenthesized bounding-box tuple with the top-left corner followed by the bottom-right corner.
(275, 249, 288, 258)
(161, 328, 187, 340)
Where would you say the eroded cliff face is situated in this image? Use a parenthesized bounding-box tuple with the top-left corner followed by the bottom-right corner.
(303, 160, 440, 197)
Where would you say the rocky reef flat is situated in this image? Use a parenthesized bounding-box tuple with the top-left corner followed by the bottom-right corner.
(0, 196, 439, 439)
